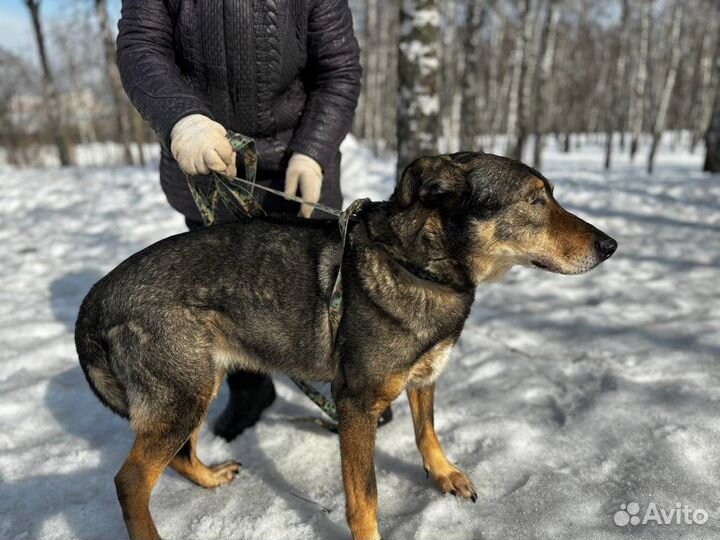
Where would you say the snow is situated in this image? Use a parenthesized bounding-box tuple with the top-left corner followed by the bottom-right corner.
(1, 135, 719, 540)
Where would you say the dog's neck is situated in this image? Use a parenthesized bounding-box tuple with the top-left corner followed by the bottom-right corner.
(360, 203, 474, 292)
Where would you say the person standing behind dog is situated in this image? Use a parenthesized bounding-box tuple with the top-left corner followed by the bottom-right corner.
(116, 0, 362, 441)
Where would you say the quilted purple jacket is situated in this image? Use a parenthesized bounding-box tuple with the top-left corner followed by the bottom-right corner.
(117, 0, 361, 220)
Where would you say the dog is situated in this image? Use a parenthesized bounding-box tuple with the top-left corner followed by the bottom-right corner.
(75, 151, 617, 540)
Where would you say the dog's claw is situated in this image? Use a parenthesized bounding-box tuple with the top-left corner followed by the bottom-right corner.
(424, 467, 429, 479)
(428, 465, 476, 502)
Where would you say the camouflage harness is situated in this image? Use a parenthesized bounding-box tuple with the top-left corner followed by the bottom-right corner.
(186, 131, 369, 425)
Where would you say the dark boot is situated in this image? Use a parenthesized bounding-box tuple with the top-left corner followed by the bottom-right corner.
(214, 371, 276, 441)
(378, 404, 393, 427)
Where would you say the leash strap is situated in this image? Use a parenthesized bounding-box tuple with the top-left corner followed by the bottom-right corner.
(327, 198, 368, 338)
(187, 132, 266, 224)
(185, 131, 370, 424)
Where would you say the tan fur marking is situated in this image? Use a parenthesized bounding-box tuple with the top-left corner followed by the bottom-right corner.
(407, 385, 476, 500)
(531, 177, 545, 191)
(85, 363, 128, 413)
(338, 376, 404, 540)
(468, 193, 600, 277)
(408, 338, 454, 388)
(115, 436, 177, 540)
(467, 221, 514, 283)
(169, 427, 241, 488)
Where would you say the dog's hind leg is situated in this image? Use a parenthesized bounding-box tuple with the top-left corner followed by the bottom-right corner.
(114, 369, 215, 539)
(115, 428, 189, 540)
(169, 426, 241, 488)
(407, 384, 477, 502)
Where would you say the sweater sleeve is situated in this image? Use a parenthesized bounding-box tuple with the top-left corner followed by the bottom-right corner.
(287, 0, 362, 171)
(117, 0, 213, 149)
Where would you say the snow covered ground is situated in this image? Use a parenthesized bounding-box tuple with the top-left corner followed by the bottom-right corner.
(1, 136, 719, 540)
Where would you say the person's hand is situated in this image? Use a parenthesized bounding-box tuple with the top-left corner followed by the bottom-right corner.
(285, 153, 323, 218)
(170, 114, 237, 177)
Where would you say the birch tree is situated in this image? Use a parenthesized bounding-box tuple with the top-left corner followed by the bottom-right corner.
(362, 0, 379, 144)
(692, 11, 719, 150)
(604, 0, 630, 169)
(440, 0, 461, 152)
(459, 0, 486, 150)
(397, 0, 441, 176)
(96, 0, 134, 165)
(628, 0, 651, 161)
(0, 49, 37, 165)
(647, 3, 683, 174)
(703, 36, 720, 172)
(506, 0, 535, 160)
(25, 0, 73, 165)
(489, 7, 510, 149)
(532, 0, 560, 168)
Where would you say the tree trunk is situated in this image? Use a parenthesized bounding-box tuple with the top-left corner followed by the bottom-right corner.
(648, 3, 683, 174)
(96, 0, 133, 165)
(604, 0, 630, 170)
(397, 0, 441, 177)
(373, 0, 387, 152)
(505, 10, 524, 158)
(703, 38, 720, 171)
(488, 8, 506, 150)
(363, 0, 378, 145)
(629, 0, 651, 162)
(132, 110, 146, 166)
(440, 0, 458, 152)
(459, 1, 486, 150)
(532, 1, 559, 169)
(692, 13, 719, 151)
(25, 0, 73, 166)
(507, 0, 535, 160)
(380, 1, 400, 153)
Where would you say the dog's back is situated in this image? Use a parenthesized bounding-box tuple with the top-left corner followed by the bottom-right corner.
(75, 218, 343, 428)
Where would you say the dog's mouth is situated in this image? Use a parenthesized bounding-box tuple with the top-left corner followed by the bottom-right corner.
(530, 256, 602, 275)
(531, 259, 554, 271)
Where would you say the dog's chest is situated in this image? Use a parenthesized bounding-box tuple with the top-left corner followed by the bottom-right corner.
(407, 339, 454, 387)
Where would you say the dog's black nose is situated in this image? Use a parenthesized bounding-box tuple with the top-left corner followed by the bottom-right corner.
(597, 236, 618, 259)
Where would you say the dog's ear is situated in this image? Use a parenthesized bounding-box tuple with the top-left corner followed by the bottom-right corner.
(393, 155, 467, 208)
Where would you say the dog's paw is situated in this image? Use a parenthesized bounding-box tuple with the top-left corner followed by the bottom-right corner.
(208, 460, 241, 486)
(425, 463, 477, 502)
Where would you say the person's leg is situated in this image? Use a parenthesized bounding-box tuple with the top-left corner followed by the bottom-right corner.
(186, 217, 277, 441)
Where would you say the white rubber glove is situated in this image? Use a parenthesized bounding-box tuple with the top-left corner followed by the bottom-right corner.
(170, 114, 237, 177)
(285, 153, 323, 218)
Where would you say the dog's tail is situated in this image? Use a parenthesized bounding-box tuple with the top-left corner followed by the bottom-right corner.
(75, 297, 130, 419)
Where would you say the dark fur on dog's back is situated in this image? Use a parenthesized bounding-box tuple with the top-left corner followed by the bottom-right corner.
(75, 152, 616, 540)
(76, 218, 346, 418)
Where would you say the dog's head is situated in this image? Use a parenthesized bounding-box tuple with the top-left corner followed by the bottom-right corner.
(392, 152, 617, 284)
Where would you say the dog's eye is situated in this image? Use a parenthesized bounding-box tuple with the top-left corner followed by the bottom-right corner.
(530, 197, 546, 206)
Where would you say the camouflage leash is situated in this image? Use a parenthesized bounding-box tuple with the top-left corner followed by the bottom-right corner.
(186, 131, 370, 424)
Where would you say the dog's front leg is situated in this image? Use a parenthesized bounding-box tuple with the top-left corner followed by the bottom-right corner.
(336, 393, 384, 540)
(407, 384, 477, 501)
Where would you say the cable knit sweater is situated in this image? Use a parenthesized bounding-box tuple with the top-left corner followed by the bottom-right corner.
(117, 0, 361, 221)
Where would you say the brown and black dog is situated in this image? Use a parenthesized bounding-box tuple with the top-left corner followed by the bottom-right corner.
(75, 151, 616, 540)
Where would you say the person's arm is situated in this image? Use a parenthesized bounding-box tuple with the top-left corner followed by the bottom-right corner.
(116, 0, 212, 149)
(117, 0, 235, 176)
(287, 0, 362, 171)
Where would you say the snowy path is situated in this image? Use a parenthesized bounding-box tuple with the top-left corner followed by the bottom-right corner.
(1, 139, 719, 539)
